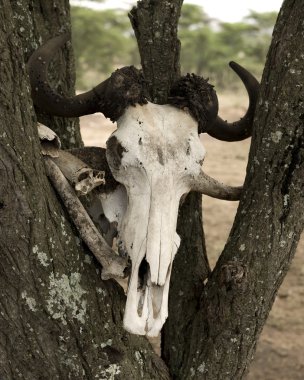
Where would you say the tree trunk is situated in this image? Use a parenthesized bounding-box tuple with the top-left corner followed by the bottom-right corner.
(129, 0, 183, 104)
(0, 1, 169, 379)
(11, 0, 82, 149)
(161, 0, 304, 378)
(1, 0, 304, 379)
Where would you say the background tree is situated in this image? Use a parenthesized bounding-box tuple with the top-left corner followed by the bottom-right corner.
(1, 1, 303, 380)
(70, 4, 277, 90)
(71, 7, 139, 89)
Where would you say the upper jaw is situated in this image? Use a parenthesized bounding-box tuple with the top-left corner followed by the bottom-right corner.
(120, 183, 183, 336)
(123, 233, 180, 337)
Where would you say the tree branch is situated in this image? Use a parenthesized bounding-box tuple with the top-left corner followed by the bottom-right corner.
(176, 1, 304, 378)
(129, 0, 183, 103)
(11, 0, 83, 149)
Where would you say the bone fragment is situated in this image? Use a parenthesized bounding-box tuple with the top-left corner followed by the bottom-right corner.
(38, 123, 61, 157)
(38, 123, 105, 195)
(51, 150, 105, 196)
(44, 157, 128, 280)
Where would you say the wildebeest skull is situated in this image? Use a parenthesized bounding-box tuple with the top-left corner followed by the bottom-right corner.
(28, 35, 259, 336)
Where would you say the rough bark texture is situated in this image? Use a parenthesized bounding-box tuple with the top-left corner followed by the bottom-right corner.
(163, 1, 304, 378)
(0, 1, 169, 379)
(11, 0, 83, 149)
(129, 0, 183, 104)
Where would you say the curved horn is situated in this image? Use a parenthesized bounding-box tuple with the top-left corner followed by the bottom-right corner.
(205, 61, 260, 142)
(27, 34, 102, 117)
(27, 34, 146, 121)
(191, 170, 242, 201)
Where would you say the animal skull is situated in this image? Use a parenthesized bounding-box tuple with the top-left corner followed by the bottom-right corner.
(28, 34, 259, 337)
(106, 102, 205, 335)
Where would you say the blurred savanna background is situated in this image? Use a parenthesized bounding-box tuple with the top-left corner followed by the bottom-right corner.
(70, 1, 304, 378)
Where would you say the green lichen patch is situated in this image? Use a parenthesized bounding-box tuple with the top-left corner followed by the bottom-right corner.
(47, 272, 87, 325)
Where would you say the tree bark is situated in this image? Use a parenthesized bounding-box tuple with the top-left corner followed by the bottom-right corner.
(162, 0, 304, 378)
(11, 0, 83, 149)
(162, 193, 210, 374)
(0, 1, 169, 379)
(1, 0, 304, 379)
(129, 0, 183, 104)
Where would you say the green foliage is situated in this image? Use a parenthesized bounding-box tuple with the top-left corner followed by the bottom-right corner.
(71, 6, 139, 89)
(71, 4, 277, 90)
(179, 5, 278, 88)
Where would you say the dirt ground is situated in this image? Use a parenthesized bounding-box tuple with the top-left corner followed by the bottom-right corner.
(80, 92, 304, 380)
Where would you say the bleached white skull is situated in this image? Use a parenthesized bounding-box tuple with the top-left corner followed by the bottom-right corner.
(106, 102, 206, 335)
(102, 102, 244, 336)
(28, 35, 259, 337)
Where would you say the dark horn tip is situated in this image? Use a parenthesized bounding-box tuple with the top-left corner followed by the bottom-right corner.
(229, 61, 237, 69)
(206, 61, 260, 142)
(228, 61, 260, 90)
(27, 33, 71, 72)
(229, 61, 239, 69)
(55, 33, 70, 45)
(54, 32, 70, 41)
(229, 61, 247, 78)
(43, 33, 71, 52)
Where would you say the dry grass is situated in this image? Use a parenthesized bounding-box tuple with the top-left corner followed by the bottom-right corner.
(80, 91, 304, 380)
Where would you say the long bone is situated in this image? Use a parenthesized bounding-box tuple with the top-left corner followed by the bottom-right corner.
(38, 124, 128, 280)
(28, 35, 260, 336)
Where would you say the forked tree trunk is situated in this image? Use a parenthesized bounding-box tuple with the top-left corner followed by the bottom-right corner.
(160, 0, 304, 379)
(0, 1, 169, 379)
(1, 0, 304, 379)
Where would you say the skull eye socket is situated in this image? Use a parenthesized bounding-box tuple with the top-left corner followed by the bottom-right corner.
(107, 136, 127, 169)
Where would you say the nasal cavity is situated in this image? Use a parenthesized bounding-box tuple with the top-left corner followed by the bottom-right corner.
(138, 256, 149, 290)
(137, 257, 150, 317)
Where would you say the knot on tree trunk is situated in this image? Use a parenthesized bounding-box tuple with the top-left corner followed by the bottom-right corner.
(219, 261, 248, 291)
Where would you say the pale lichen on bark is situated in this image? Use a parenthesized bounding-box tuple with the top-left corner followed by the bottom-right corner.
(0, 1, 171, 379)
